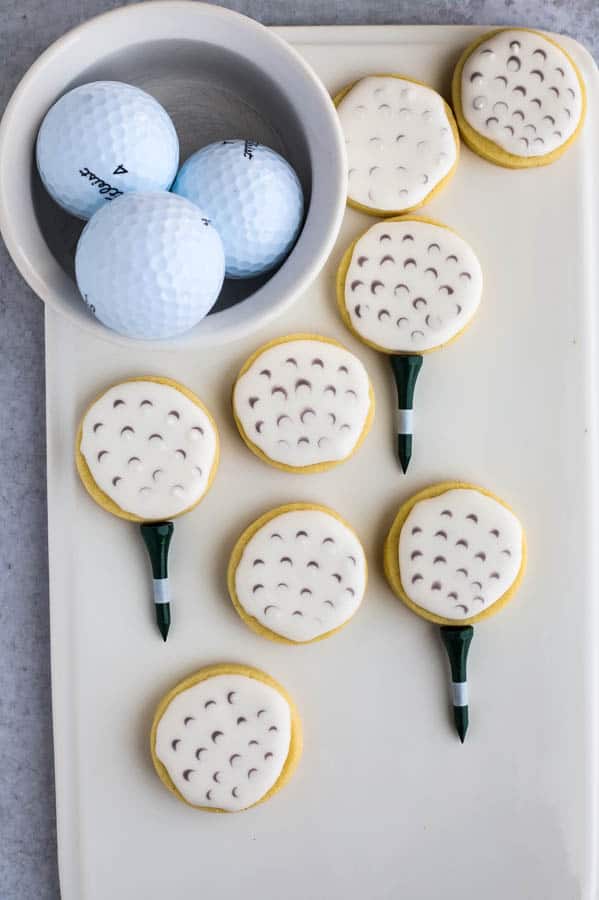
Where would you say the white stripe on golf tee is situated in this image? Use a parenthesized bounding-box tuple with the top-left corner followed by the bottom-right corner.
(452, 681, 468, 707)
(396, 408, 413, 435)
(153, 578, 171, 605)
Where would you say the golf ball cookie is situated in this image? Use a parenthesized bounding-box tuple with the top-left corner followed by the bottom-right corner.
(151, 664, 302, 812)
(337, 216, 483, 354)
(76, 377, 219, 522)
(36, 81, 179, 220)
(384, 482, 526, 625)
(228, 504, 367, 643)
(452, 29, 586, 168)
(75, 192, 225, 340)
(334, 75, 459, 216)
(232, 334, 374, 473)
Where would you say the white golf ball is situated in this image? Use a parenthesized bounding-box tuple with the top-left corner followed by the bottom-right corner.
(75, 192, 225, 340)
(172, 140, 304, 279)
(36, 81, 179, 220)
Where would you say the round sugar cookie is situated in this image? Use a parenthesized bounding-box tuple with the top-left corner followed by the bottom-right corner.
(228, 503, 367, 644)
(334, 74, 460, 216)
(336, 215, 483, 355)
(151, 664, 302, 812)
(76, 376, 219, 523)
(384, 482, 526, 626)
(452, 28, 586, 168)
(232, 334, 374, 473)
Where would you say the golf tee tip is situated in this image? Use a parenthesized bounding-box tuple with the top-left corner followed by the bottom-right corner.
(397, 434, 412, 473)
(156, 604, 171, 642)
(454, 705, 469, 743)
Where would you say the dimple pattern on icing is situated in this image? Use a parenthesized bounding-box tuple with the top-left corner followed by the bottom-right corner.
(337, 76, 457, 212)
(80, 380, 218, 519)
(154, 674, 292, 811)
(343, 220, 483, 352)
(233, 339, 372, 468)
(398, 488, 523, 620)
(234, 509, 366, 642)
(461, 30, 583, 157)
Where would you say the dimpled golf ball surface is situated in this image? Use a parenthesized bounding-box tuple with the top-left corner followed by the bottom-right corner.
(36, 81, 179, 220)
(173, 140, 304, 279)
(75, 192, 225, 340)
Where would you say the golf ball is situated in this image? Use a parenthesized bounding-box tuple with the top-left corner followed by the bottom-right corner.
(172, 140, 304, 279)
(36, 81, 179, 220)
(75, 192, 225, 340)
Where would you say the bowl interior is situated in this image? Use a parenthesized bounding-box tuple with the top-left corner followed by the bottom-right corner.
(32, 39, 312, 315)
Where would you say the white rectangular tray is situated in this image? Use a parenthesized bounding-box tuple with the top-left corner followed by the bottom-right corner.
(47, 25, 599, 900)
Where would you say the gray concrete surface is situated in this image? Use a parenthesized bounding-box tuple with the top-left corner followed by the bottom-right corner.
(0, 2, 597, 898)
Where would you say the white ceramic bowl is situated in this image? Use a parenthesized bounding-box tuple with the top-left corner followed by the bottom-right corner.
(0, 1, 346, 348)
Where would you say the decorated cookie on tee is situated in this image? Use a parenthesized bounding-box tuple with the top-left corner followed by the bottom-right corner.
(76, 376, 219, 639)
(336, 216, 483, 472)
(384, 481, 526, 740)
(228, 503, 367, 644)
(452, 28, 586, 168)
(151, 664, 302, 812)
(232, 334, 374, 473)
(334, 74, 460, 216)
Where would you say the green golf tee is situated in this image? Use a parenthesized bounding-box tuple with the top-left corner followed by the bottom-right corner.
(439, 625, 474, 743)
(140, 522, 174, 642)
(389, 354, 423, 473)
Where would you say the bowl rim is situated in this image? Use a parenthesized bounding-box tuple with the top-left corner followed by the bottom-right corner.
(0, 0, 347, 349)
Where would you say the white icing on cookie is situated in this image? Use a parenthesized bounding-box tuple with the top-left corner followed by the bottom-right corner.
(343, 220, 482, 352)
(233, 339, 372, 469)
(461, 30, 583, 157)
(337, 76, 457, 212)
(398, 488, 523, 620)
(234, 509, 366, 642)
(80, 380, 218, 519)
(154, 674, 292, 812)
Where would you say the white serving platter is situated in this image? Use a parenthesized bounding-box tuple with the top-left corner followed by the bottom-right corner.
(46, 25, 599, 900)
